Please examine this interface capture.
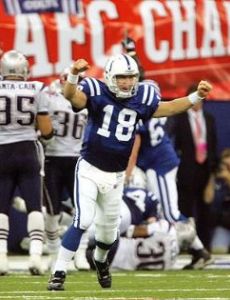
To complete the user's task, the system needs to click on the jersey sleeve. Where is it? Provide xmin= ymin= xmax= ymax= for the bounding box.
xmin=36 ymin=89 xmax=50 ymax=114
xmin=78 ymin=77 xmax=102 ymax=111
xmin=78 ymin=77 xmax=101 ymax=98
xmin=138 ymin=83 xmax=161 ymax=120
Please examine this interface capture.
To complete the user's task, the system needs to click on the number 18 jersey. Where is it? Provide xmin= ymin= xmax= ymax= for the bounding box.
xmin=78 ymin=78 xmax=160 ymax=172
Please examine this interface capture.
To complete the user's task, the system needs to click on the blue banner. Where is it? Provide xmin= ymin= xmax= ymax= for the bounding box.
xmin=3 ymin=0 xmax=83 ymax=15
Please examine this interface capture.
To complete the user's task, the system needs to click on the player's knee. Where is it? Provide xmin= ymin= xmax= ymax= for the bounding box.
xmin=95 ymin=224 xmax=118 ymax=245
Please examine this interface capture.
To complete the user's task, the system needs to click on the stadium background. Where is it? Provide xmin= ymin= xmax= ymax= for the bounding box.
xmin=1 ymin=0 xmax=230 ymax=251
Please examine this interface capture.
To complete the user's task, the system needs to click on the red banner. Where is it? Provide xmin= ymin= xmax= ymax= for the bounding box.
xmin=0 ymin=0 xmax=230 ymax=100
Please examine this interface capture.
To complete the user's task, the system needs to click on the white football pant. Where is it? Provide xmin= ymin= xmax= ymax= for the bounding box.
xmin=73 ymin=158 xmax=125 ymax=245
xmin=146 ymin=167 xmax=180 ymax=223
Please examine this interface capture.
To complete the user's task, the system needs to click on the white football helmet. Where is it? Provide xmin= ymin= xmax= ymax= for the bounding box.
xmin=0 ymin=50 xmax=29 ymax=80
xmin=104 ymin=54 xmax=139 ymax=98
xmin=127 ymin=166 xmax=147 ymax=189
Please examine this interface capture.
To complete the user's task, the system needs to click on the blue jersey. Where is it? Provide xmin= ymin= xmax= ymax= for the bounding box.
xmin=137 ymin=118 xmax=180 ymax=175
xmin=123 ymin=187 xmax=159 ymax=225
xmin=78 ymin=78 xmax=160 ymax=171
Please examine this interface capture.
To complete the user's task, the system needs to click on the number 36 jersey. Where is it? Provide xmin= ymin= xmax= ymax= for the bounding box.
xmin=78 ymin=78 xmax=160 ymax=172
xmin=44 ymin=91 xmax=88 ymax=157
xmin=0 ymin=80 xmax=49 ymax=144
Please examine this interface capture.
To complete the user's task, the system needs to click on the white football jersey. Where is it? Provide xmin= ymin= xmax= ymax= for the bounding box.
xmin=44 ymin=91 xmax=88 ymax=157
xmin=0 ymin=80 xmax=49 ymax=144
xmin=112 ymin=226 xmax=179 ymax=270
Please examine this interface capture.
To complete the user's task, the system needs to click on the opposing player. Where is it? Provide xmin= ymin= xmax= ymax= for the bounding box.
xmin=111 ymin=230 xmax=178 ymax=271
xmin=47 ymin=54 xmax=212 ymax=290
xmin=0 ymin=50 xmax=53 ymax=275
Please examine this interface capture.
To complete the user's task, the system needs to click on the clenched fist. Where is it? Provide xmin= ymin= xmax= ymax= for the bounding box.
xmin=197 ymin=80 xmax=212 ymax=99
xmin=71 ymin=59 xmax=90 ymax=75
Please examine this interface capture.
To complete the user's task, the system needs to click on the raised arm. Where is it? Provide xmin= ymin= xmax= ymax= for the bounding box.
xmin=153 ymin=80 xmax=212 ymax=118
xmin=64 ymin=59 xmax=90 ymax=110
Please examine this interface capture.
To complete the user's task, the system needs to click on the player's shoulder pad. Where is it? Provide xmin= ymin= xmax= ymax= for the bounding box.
xmin=79 ymin=77 xmax=102 ymax=97
xmin=137 ymin=82 xmax=160 ymax=107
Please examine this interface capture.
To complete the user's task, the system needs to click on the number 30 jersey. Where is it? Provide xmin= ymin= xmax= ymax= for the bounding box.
xmin=111 ymin=226 xmax=179 ymax=270
xmin=44 ymin=91 xmax=88 ymax=157
xmin=78 ymin=78 xmax=160 ymax=172
xmin=0 ymin=80 xmax=49 ymax=144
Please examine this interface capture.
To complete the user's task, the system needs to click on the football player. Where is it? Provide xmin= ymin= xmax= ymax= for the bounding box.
xmin=0 ymin=50 xmax=53 ymax=275
xmin=47 ymin=54 xmax=212 ymax=290
xmin=111 ymin=230 xmax=178 ymax=271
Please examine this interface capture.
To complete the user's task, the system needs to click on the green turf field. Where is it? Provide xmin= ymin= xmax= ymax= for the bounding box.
xmin=0 ymin=269 xmax=230 ymax=299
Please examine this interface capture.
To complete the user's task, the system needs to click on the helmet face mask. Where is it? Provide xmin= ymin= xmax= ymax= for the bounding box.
xmin=104 ymin=54 xmax=139 ymax=99
xmin=0 ymin=50 xmax=30 ymax=80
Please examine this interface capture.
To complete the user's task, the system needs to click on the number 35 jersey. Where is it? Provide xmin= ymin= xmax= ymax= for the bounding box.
xmin=78 ymin=78 xmax=160 ymax=172
xmin=0 ymin=80 xmax=49 ymax=144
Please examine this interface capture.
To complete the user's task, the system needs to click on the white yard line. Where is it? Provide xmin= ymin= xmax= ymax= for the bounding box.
xmin=0 ymin=297 xmax=230 ymax=300
xmin=1 ymin=288 xmax=230 ymax=293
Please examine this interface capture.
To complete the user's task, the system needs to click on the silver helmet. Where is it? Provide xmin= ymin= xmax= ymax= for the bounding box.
xmin=104 ymin=54 xmax=139 ymax=98
xmin=0 ymin=50 xmax=29 ymax=80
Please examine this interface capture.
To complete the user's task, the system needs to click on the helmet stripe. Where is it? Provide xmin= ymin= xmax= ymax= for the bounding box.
xmin=108 ymin=60 xmax=114 ymax=72
xmin=122 ymin=54 xmax=131 ymax=70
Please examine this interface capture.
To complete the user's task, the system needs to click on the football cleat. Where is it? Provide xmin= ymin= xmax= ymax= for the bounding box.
xmin=183 ymin=248 xmax=213 ymax=270
xmin=93 ymin=258 xmax=112 ymax=288
xmin=47 ymin=271 xmax=66 ymax=291
xmin=0 ymin=253 xmax=9 ymax=276
xmin=29 ymin=254 xmax=44 ymax=275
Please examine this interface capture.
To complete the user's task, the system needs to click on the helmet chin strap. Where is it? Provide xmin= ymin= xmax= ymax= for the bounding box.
xmin=115 ymin=88 xmax=134 ymax=99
